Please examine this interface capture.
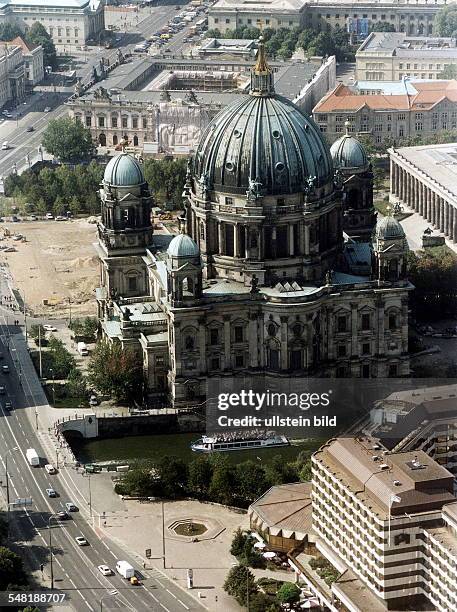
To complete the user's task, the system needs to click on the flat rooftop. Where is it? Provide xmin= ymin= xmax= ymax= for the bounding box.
xmin=391 ymin=143 xmax=457 ymax=202
xmin=357 ymin=32 xmax=456 ymax=54
xmin=314 ymin=437 xmax=455 ymax=518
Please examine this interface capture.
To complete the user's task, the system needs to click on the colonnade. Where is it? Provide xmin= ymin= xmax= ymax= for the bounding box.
xmin=391 ymin=161 xmax=457 ymax=242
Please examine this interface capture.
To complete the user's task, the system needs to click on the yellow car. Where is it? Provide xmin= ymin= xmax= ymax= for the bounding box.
xmin=160 ymin=34 xmax=170 ymax=40
xmin=130 ymin=576 xmax=139 ymax=586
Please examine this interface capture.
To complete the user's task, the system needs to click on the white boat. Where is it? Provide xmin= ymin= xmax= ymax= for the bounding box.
xmin=191 ymin=430 xmax=289 ymax=453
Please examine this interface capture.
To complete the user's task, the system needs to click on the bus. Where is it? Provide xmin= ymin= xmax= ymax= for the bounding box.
xmin=195 ymin=17 xmax=207 ymax=31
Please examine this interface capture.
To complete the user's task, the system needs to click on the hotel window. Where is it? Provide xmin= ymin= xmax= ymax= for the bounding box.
xmin=319 ymin=125 xmax=327 ymax=132
xmin=225 ymin=18 xmax=230 ymax=23
xmin=214 ymin=18 xmax=218 ymax=23
xmin=406 ymin=63 xmax=410 ymax=70
xmin=225 ymin=196 xmax=233 ymax=206
xmin=437 ymin=64 xmax=441 ymax=70
xmin=111 ymin=116 xmax=118 ymax=128
xmin=317 ymin=114 xmax=327 ymax=122
xmin=266 ymin=19 xmax=270 ymax=24
xmin=98 ymin=116 xmax=105 ymax=128
xmin=372 ymin=14 xmax=377 ymax=19
xmin=381 ymin=14 xmax=386 ymax=19
xmin=85 ymin=116 xmax=91 ymax=127
xmin=375 ymin=135 xmax=382 ymax=143
xmin=142 ymin=117 xmax=147 ymax=129
xmin=132 ymin=117 xmax=138 ymax=129
xmin=414 ymin=63 xmax=418 ymax=69
xmin=362 ymin=343 xmax=370 ymax=355
xmin=398 ymin=113 xmax=406 ymax=120
xmin=122 ymin=116 xmax=128 ymax=128
xmin=399 ymin=63 xmax=403 ymax=69
xmin=415 ymin=121 xmax=423 ymax=131
xmin=387 ymin=124 xmax=392 ymax=132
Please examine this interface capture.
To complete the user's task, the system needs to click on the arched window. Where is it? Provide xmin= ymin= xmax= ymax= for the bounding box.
xmin=98 ymin=133 xmax=106 ymax=147
xmin=112 ymin=135 xmax=118 ymax=146
xmin=133 ymin=135 xmax=139 ymax=147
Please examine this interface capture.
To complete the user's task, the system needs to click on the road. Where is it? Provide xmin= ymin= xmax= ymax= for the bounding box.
xmin=0 ymin=300 xmax=204 ymax=610
xmin=0 ymin=3 xmax=198 ymax=178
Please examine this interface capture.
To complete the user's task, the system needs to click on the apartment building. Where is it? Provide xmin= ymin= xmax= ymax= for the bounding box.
xmin=312 ymin=80 xmax=457 ymax=145
xmin=356 ymin=32 xmax=457 ymax=81
xmin=312 ymin=436 xmax=457 ymax=610
xmin=0 ymin=0 xmax=105 ymax=52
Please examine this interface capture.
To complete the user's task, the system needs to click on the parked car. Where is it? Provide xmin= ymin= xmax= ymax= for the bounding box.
xmin=46 ymin=213 xmax=54 ymax=220
xmin=43 ymin=324 xmax=57 ymax=332
xmin=46 ymin=488 xmax=57 ymax=497
xmin=30 ymin=215 xmax=38 ymax=221
xmin=75 ymin=536 xmax=88 ymax=546
xmin=55 ymin=216 xmax=66 ymax=221
xmin=2 ymin=365 xmax=9 ymax=373
xmin=89 ymin=395 xmax=99 ymax=406
xmin=98 ymin=565 xmax=113 ymax=576
xmin=44 ymin=107 xmax=51 ymax=113
xmin=4 ymin=401 xmax=12 ymax=411
xmin=0 ymin=386 xmax=5 ymax=394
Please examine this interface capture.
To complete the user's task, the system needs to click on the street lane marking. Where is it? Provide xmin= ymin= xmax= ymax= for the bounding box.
xmin=177 ymin=600 xmax=190 ymax=610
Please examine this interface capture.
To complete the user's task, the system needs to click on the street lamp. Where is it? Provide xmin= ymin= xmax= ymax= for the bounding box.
xmin=37 ymin=145 xmax=43 ymax=162
xmin=49 ymin=368 xmax=56 ymax=405
xmin=48 ymin=515 xmax=58 ymax=589
xmin=100 ymin=590 xmax=118 ymax=612
xmin=3 ymin=447 xmax=19 ymax=537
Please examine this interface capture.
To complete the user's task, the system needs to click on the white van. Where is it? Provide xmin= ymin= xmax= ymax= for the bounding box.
xmin=1 ymin=142 xmax=9 ymax=150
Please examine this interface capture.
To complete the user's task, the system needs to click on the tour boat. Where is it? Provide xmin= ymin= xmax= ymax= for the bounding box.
xmin=190 ymin=430 xmax=290 ymax=453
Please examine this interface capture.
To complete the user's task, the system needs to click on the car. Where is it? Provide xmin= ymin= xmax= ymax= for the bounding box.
xmin=1 ymin=141 xmax=9 ymax=150
xmin=43 ymin=324 xmax=57 ymax=332
xmin=26 ymin=126 xmax=34 ymax=132
xmin=45 ymin=464 xmax=57 ymax=474
xmin=65 ymin=502 xmax=78 ymax=512
xmin=89 ymin=395 xmax=99 ymax=406
xmin=2 ymin=365 xmax=9 ymax=374
xmin=55 ymin=216 xmax=66 ymax=221
xmin=45 ymin=212 xmax=54 ymax=220
xmin=46 ymin=488 xmax=57 ymax=497
xmin=56 ymin=510 xmax=69 ymax=520
xmin=130 ymin=576 xmax=139 ymax=586
xmin=44 ymin=107 xmax=51 ymax=113
xmin=30 ymin=215 xmax=38 ymax=221
xmin=0 ymin=386 xmax=4 ymax=394
xmin=4 ymin=401 xmax=11 ymax=411
xmin=98 ymin=565 xmax=113 ymax=576
xmin=75 ymin=536 xmax=88 ymax=546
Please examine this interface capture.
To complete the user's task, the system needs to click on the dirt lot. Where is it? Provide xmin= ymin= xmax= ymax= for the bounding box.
xmin=1 ymin=218 xmax=99 ymax=318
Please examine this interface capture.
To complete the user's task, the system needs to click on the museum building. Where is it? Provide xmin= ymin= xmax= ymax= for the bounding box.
xmin=94 ymin=43 xmax=411 ymax=406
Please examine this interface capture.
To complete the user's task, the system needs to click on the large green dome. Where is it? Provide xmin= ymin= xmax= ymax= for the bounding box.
xmin=192 ymin=43 xmax=333 ymax=196
xmin=104 ymin=154 xmax=144 ymax=187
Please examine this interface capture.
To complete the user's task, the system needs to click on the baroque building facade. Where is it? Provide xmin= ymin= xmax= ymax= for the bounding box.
xmin=95 ymin=43 xmax=411 ymax=407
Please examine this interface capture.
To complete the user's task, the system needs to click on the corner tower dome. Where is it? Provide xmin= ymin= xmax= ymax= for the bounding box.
xmin=192 ymin=39 xmax=333 ymax=196
xmin=103 ymin=153 xmax=144 ymax=187
xmin=376 ymin=215 xmax=406 ymax=239
xmin=167 ymin=234 xmax=200 ymax=258
xmin=330 ymin=122 xmax=369 ymax=171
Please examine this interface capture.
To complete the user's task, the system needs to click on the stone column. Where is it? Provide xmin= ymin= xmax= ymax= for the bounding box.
xmin=299 ymin=222 xmax=305 ymax=256
xmin=453 ymin=205 xmax=457 ymax=242
xmin=327 ymin=308 xmax=335 ymax=361
xmin=432 ymin=193 xmax=437 ymax=227
xmin=376 ymin=298 xmax=385 ymax=357
xmin=419 ymin=182 xmax=424 ymax=216
xmin=304 ymin=223 xmax=310 ymax=255
xmin=439 ymin=197 xmax=445 ymax=232
xmin=350 ymin=302 xmax=358 ymax=358
xmin=271 ymin=227 xmax=277 ymax=259
xmin=426 ymin=188 xmax=431 ymax=222
xmin=280 ymin=316 xmax=288 ymax=370
xmin=248 ymin=313 xmax=258 ymax=368
xmin=198 ymin=320 xmax=206 ymax=374
xmin=445 ymin=201 xmax=450 ymax=236
xmin=289 ymin=224 xmax=294 ymax=256
xmin=223 ymin=315 xmax=231 ymax=370
xmin=218 ymin=221 xmax=224 ymax=255
xmin=233 ymin=223 xmax=239 ymax=258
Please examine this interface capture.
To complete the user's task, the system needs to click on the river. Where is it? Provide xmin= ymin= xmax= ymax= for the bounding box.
xmin=70 ymin=432 xmax=326 ymax=466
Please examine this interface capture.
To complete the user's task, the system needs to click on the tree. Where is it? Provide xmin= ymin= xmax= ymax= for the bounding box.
xmin=223 ymin=565 xmax=257 ymax=606
xmin=47 ymin=336 xmax=76 ymax=378
xmin=434 ymin=5 xmax=457 ymax=37
xmin=30 ymin=324 xmax=46 ymax=341
xmin=438 ymin=64 xmax=457 ymax=79
xmin=0 ymin=23 xmax=23 ymax=41
xmin=87 ymin=340 xmax=143 ymax=402
xmin=116 ymin=461 xmax=154 ymax=496
xmin=0 ymin=546 xmax=28 ymax=590
xmin=249 ymin=593 xmax=280 ymax=612
xmin=235 ymin=460 xmax=269 ymax=502
xmin=230 ymin=528 xmax=249 ymax=558
xmin=66 ymin=368 xmax=87 ymax=398
xmin=143 ymin=158 xmax=188 ymax=209
xmin=42 ymin=117 xmax=94 ymax=163
xmin=276 ymin=582 xmax=301 ymax=605
xmin=370 ymin=22 xmax=396 ymax=32
xmin=188 ymin=455 xmax=213 ymax=496
xmin=208 ymin=457 xmax=236 ymax=505
xmin=299 ymin=458 xmax=312 ymax=481
xmin=26 ymin=22 xmax=57 ymax=68
xmin=154 ymin=456 xmax=188 ymax=498
xmin=407 ymin=248 xmax=457 ymax=320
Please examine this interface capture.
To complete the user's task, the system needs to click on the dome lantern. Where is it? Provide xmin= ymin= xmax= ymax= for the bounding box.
xmin=250 ymin=37 xmax=274 ymax=97
xmin=103 ymin=153 xmax=144 ymax=187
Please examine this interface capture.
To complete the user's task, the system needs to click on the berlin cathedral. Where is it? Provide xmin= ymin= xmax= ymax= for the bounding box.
xmin=95 ymin=41 xmax=411 ymax=406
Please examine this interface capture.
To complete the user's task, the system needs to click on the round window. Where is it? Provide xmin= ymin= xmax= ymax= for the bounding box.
xmin=272 ymin=129 xmax=281 ymax=139
xmin=225 ymin=161 xmax=234 ymax=171
xmin=275 ymin=162 xmax=285 ymax=172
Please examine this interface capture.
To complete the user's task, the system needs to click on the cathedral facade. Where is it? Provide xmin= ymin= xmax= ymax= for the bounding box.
xmin=95 ymin=43 xmax=411 ymax=407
